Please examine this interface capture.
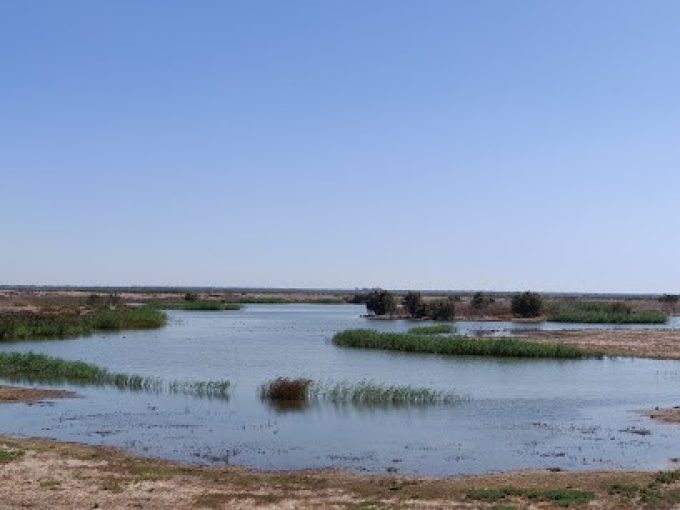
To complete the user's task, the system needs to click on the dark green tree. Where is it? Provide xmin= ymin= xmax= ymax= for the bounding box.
xmin=511 ymin=291 xmax=543 ymax=318
xmin=365 ymin=290 xmax=397 ymax=316
xmin=403 ymin=291 xmax=423 ymax=317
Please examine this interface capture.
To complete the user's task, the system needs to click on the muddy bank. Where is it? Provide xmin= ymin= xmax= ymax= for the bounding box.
xmin=643 ymin=406 xmax=680 ymax=425
xmin=521 ymin=329 xmax=680 ymax=359
xmin=0 ymin=386 xmax=75 ymax=404
xmin=1 ymin=435 xmax=680 ymax=509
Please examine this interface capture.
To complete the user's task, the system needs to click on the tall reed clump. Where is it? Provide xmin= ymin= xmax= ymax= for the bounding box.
xmin=546 ymin=301 xmax=667 ymax=324
xmin=408 ymin=324 xmax=454 ymax=335
xmin=259 ymin=377 xmax=312 ymax=401
xmin=333 ymin=329 xmax=592 ymax=359
xmin=0 ymin=307 xmax=167 ymax=341
xmin=0 ymin=352 xmax=230 ymax=400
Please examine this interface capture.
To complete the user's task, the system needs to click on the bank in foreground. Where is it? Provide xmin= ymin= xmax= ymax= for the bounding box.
xmin=1 ymin=435 xmax=680 ymax=509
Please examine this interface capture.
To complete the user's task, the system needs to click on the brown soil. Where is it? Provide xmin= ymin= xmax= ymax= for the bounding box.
xmin=521 ymin=329 xmax=680 ymax=359
xmin=0 ymin=386 xmax=76 ymax=404
xmin=643 ymin=406 xmax=680 ymax=424
xmin=2 ymin=435 xmax=679 ymax=509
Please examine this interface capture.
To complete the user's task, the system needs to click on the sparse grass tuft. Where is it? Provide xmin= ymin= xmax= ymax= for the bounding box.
xmin=333 ymin=329 xmax=592 ymax=359
xmin=0 ymin=351 xmax=230 ymax=400
xmin=407 ymin=324 xmax=454 ymax=335
xmin=0 ymin=449 xmax=24 ymax=463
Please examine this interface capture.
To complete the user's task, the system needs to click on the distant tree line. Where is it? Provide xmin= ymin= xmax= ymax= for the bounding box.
xmin=352 ymin=290 xmax=455 ymax=320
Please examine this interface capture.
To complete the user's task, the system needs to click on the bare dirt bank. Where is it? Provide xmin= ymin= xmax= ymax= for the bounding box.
xmin=0 ymin=386 xmax=75 ymax=404
xmin=520 ymin=329 xmax=680 ymax=359
xmin=1 ymin=435 xmax=680 ymax=509
xmin=643 ymin=406 xmax=680 ymax=425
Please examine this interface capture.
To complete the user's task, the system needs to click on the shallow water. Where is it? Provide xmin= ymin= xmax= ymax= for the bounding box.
xmin=1 ymin=304 xmax=680 ymax=476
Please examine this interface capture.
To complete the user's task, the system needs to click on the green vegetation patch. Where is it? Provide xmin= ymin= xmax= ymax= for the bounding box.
xmin=546 ymin=301 xmax=667 ymax=324
xmin=467 ymin=487 xmax=593 ymax=507
xmin=153 ymin=301 xmax=241 ymax=311
xmin=333 ymin=329 xmax=592 ymax=359
xmin=407 ymin=324 xmax=454 ymax=335
xmin=0 ymin=351 xmax=230 ymax=400
xmin=0 ymin=307 xmax=167 ymax=341
xmin=0 ymin=449 xmax=24 ymax=463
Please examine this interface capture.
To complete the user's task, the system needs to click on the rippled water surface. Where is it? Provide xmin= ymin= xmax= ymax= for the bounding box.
xmin=2 ymin=304 xmax=680 ymax=475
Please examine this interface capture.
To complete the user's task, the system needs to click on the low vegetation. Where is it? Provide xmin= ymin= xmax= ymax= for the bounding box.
xmin=467 ymin=486 xmax=594 ymax=506
xmin=407 ymin=324 xmax=454 ymax=335
xmin=151 ymin=301 xmax=241 ymax=311
xmin=0 ymin=352 xmax=230 ymax=400
xmin=0 ymin=307 xmax=167 ymax=341
xmin=547 ymin=301 xmax=668 ymax=324
xmin=259 ymin=377 xmax=464 ymax=407
xmin=333 ymin=329 xmax=592 ymax=359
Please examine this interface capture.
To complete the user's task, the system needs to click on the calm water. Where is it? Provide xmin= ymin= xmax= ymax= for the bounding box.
xmin=1 ymin=304 xmax=680 ymax=476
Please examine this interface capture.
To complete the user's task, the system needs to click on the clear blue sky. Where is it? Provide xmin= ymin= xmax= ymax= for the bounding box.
xmin=2 ymin=1 xmax=679 ymax=292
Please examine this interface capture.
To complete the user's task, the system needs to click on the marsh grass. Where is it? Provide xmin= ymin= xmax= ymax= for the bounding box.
xmin=259 ymin=377 xmax=465 ymax=407
xmin=0 ymin=307 xmax=167 ymax=341
xmin=0 ymin=352 xmax=230 ymax=400
xmin=153 ymin=301 xmax=241 ymax=311
xmin=408 ymin=324 xmax=454 ymax=335
xmin=546 ymin=301 xmax=667 ymax=324
xmin=333 ymin=329 xmax=592 ymax=359
xmin=310 ymin=381 xmax=465 ymax=406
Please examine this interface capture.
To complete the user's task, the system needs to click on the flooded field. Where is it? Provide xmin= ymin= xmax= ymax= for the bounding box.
xmin=1 ymin=304 xmax=680 ymax=476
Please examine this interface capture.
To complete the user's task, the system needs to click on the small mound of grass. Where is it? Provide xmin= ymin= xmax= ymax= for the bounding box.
xmin=333 ymin=330 xmax=592 ymax=359
xmin=0 ymin=307 xmax=167 ymax=341
xmin=0 ymin=352 xmax=230 ymax=400
xmin=407 ymin=324 xmax=454 ymax=335
xmin=260 ymin=377 xmax=311 ymax=402
xmin=0 ymin=449 xmax=24 ymax=463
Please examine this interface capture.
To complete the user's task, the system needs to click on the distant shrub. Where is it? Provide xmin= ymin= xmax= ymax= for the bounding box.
xmin=511 ymin=292 xmax=543 ymax=318
xmin=403 ymin=291 xmax=424 ymax=317
xmin=184 ymin=292 xmax=198 ymax=302
xmin=365 ymin=290 xmax=397 ymax=316
xmin=260 ymin=377 xmax=311 ymax=401
xmin=426 ymin=298 xmax=456 ymax=321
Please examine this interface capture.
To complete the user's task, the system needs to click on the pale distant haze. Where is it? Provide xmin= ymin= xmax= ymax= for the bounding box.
xmin=1 ymin=1 xmax=679 ymax=293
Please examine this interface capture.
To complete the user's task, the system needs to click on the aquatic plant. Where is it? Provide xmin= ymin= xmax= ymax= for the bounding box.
xmin=310 ymin=381 xmax=465 ymax=406
xmin=0 ymin=352 xmax=230 ymax=400
xmin=259 ymin=377 xmax=312 ymax=401
xmin=0 ymin=307 xmax=167 ymax=341
xmin=332 ymin=329 xmax=592 ymax=359
xmin=408 ymin=324 xmax=454 ymax=335
xmin=546 ymin=301 xmax=667 ymax=324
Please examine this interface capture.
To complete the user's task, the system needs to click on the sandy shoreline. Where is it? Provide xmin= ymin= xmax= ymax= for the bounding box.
xmin=2 ymin=434 xmax=680 ymax=509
